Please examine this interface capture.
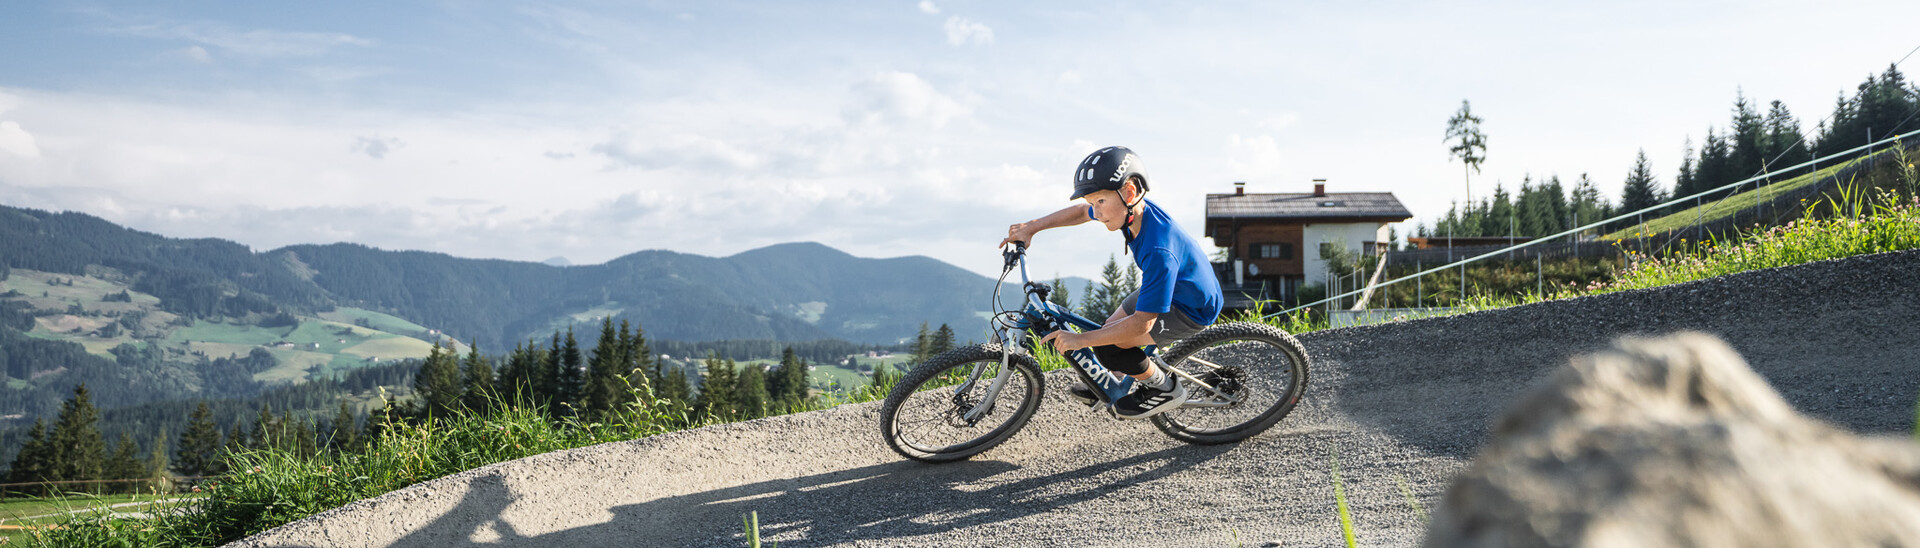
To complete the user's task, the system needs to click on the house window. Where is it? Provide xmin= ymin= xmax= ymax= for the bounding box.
xmin=1253 ymin=243 xmax=1291 ymax=260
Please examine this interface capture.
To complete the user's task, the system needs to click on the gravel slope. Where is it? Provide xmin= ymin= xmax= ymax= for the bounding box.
xmin=230 ymin=249 xmax=1920 ymax=548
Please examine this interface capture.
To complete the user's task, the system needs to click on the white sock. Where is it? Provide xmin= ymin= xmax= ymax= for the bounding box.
xmin=1141 ymin=367 xmax=1174 ymax=391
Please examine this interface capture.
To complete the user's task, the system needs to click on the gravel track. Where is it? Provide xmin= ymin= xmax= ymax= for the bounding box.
xmin=230 ymin=250 xmax=1920 ymax=548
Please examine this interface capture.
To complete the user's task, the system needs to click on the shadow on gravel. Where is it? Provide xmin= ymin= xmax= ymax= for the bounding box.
xmin=381 ymin=444 xmax=1233 ymax=546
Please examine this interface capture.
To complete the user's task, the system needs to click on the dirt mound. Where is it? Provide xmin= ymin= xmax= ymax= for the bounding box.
xmin=229 ymin=250 xmax=1920 ymax=547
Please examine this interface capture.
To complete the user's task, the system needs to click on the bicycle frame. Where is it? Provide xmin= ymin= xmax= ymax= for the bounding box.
xmin=976 ymin=245 xmax=1137 ymax=416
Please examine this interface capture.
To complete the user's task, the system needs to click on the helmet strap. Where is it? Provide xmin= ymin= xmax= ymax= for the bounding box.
xmin=1120 ymin=193 xmax=1144 ymax=252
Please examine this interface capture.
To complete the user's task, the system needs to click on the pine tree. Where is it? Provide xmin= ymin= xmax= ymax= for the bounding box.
xmin=768 ymin=347 xmax=809 ymax=408
xmin=1080 ymin=255 xmax=1132 ymax=320
xmin=538 ymin=333 xmax=562 ymax=409
xmin=249 ymin=404 xmax=277 ymax=450
xmin=224 ymin=422 xmax=248 ymax=455
xmin=910 ymin=322 xmax=933 ymax=365
xmin=7 ymin=419 xmax=53 ymax=484
xmin=495 ymin=340 xmax=542 ymax=407
xmin=1729 ymin=90 xmax=1769 ymax=182
xmin=931 ymin=325 xmax=956 ymax=357
xmin=660 ymin=366 xmax=693 ymax=413
xmin=294 ymin=418 xmax=318 ymax=459
xmin=177 ymin=401 xmax=224 ymax=476
xmin=1482 ymin=184 xmax=1514 ymax=238
xmin=459 ymin=341 xmax=495 ymax=413
xmin=1048 ymin=276 xmax=1071 ymax=310
xmin=585 ymin=318 xmax=624 ymax=418
xmin=145 ymin=429 xmax=170 ymax=490
xmin=328 ymin=401 xmax=358 ymax=452
xmin=736 ymin=362 xmax=769 ymax=419
xmin=556 ymin=329 xmax=585 ymax=415
xmin=107 ymin=432 xmax=143 ymax=482
xmin=695 ymin=353 xmax=738 ymax=422
xmin=1619 ymin=149 xmax=1664 ymax=215
xmin=50 ymin=384 xmax=108 ymax=484
xmin=624 ymin=320 xmax=653 ymax=392
xmin=1445 ymin=99 xmax=1489 ymax=200
xmin=1763 ymin=100 xmax=1809 ymax=171
xmin=413 ymin=342 xmax=462 ymax=416
xmin=1675 ymin=137 xmax=1698 ymax=199
xmin=1697 ymin=129 xmax=1733 ymax=197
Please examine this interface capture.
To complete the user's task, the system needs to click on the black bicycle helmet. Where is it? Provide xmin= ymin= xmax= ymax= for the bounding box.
xmin=1069 ymin=146 xmax=1149 ymax=200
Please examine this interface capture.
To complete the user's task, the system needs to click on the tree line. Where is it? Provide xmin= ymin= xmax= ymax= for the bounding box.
xmin=1428 ymin=65 xmax=1919 ymax=240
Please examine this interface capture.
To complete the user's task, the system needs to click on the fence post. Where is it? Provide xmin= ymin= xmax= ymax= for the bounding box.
xmin=1416 ymin=260 xmax=1423 ymax=308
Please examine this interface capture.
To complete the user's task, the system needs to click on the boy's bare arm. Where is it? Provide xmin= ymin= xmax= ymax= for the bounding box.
xmin=1000 ymin=204 xmax=1092 ymax=247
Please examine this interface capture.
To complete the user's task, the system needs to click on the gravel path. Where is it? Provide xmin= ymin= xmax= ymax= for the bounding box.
xmin=230 ymin=250 xmax=1920 ymax=548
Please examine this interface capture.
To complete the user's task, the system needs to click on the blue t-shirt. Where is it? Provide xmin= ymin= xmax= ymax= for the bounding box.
xmin=1088 ymin=199 xmax=1223 ymax=325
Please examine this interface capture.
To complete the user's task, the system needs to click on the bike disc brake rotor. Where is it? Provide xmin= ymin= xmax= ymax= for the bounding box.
xmin=945 ymin=392 xmax=990 ymax=427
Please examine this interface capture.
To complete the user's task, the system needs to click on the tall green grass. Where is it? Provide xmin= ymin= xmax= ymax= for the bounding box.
xmin=20 ymin=381 xmax=689 ymax=547
xmin=1596 ymin=188 xmax=1920 ymax=293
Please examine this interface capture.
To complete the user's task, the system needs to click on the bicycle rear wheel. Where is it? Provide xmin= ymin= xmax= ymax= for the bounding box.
xmin=879 ymin=343 xmax=1044 ymax=463
xmin=1150 ymin=322 xmax=1310 ymax=445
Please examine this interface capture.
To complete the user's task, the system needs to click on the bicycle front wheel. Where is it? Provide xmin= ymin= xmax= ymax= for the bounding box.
xmin=1150 ymin=322 xmax=1310 ymax=445
xmin=879 ymin=344 xmax=1044 ymax=463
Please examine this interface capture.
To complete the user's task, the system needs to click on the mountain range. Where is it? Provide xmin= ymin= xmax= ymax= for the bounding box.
xmin=0 ymin=203 xmax=1088 ymax=348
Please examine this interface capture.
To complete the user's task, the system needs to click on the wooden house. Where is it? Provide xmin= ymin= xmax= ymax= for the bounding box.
xmin=1204 ymin=181 xmax=1413 ymax=307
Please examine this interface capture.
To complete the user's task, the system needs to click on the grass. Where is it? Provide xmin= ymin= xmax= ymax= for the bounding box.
xmin=1331 ymin=448 xmax=1356 ymax=548
xmin=1598 ymin=141 xmax=1915 ymax=241
xmin=1600 ymin=159 xmax=1853 ymax=240
xmin=316 ymin=307 xmax=432 ymax=337
xmin=18 ymin=380 xmax=690 ymax=547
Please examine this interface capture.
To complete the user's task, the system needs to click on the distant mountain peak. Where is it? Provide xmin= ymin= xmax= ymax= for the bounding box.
xmin=542 ymin=256 xmax=572 ymax=267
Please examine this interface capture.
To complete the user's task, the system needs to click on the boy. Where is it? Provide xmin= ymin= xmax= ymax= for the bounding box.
xmin=998 ymin=146 xmax=1224 ymax=419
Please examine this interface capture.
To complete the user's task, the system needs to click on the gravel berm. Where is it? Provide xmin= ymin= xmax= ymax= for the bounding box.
xmin=229 ymin=249 xmax=1920 ymax=548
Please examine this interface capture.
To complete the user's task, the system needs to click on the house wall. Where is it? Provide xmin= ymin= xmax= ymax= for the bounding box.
xmin=1302 ymin=222 xmax=1390 ymax=286
xmin=1218 ymin=223 xmax=1305 ymax=280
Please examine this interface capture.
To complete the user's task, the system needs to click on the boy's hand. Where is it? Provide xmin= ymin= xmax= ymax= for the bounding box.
xmin=999 ymin=221 xmax=1037 ymax=248
xmin=1039 ymin=330 xmax=1087 ymax=352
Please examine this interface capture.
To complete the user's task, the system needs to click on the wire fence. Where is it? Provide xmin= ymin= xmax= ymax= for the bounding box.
xmin=1265 ymin=127 xmax=1920 ymax=320
xmin=0 ymin=476 xmax=216 ymax=500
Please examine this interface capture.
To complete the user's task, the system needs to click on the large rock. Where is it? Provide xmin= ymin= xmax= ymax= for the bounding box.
xmin=1425 ymin=332 xmax=1920 ymax=547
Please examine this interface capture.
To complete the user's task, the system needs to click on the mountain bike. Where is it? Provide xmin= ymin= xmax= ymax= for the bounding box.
xmin=878 ymin=242 xmax=1310 ymax=463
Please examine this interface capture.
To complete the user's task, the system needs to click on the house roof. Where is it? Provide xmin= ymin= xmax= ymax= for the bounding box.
xmin=1206 ymin=192 xmax=1413 ymax=221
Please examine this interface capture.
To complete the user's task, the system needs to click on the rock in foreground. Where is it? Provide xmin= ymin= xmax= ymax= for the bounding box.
xmin=1425 ymin=332 xmax=1920 ymax=547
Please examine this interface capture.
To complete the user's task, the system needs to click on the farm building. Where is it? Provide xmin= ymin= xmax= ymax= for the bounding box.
xmin=1204 ymin=180 xmax=1412 ymax=308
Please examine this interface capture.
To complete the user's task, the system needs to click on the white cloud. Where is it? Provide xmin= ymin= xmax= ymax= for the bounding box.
xmin=843 ymin=71 xmax=969 ymax=130
xmin=111 ymin=19 xmax=370 ymax=58
xmin=1057 ymin=70 xmax=1082 ymax=85
xmin=944 ymin=16 xmax=993 ymax=46
xmin=173 ymin=45 xmax=213 ymax=64
xmin=1257 ymin=113 xmax=1299 ymax=131
xmin=591 ymin=132 xmax=764 ymax=171
xmin=1225 ymin=134 xmax=1284 ymax=182
xmin=918 ymin=1 xmax=940 ymax=15
xmin=0 ymin=121 xmax=38 ymax=158
xmin=352 ymin=136 xmax=404 ymax=159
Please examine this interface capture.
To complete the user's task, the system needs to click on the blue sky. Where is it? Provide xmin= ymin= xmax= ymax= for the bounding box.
xmin=2 ymin=1 xmax=1917 ymax=279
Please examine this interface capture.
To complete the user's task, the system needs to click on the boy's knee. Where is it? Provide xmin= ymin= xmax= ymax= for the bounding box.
xmin=1092 ymin=345 xmax=1150 ymax=376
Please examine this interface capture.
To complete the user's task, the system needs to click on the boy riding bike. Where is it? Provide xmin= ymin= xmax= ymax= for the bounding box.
xmin=998 ymin=146 xmax=1224 ymax=419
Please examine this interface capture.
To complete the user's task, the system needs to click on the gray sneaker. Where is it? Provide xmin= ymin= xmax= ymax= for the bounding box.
xmin=1114 ymin=376 xmax=1186 ymax=420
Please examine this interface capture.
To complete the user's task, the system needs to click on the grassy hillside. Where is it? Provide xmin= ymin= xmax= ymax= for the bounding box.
xmin=1 ymin=270 xmax=444 ymax=386
xmin=1602 ymin=142 xmax=1917 ymax=240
